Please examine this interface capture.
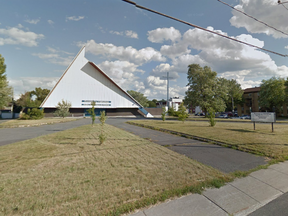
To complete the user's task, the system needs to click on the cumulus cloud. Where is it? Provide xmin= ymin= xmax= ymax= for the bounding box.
xmin=0 ymin=26 xmax=44 ymax=46
xmin=230 ymin=0 xmax=288 ymax=38
xmin=80 ymin=40 xmax=166 ymax=65
xmin=125 ymin=30 xmax=138 ymax=39
xmin=66 ymin=16 xmax=84 ymax=21
xmin=144 ymin=76 xmax=187 ymax=99
xmin=97 ymin=60 xmax=145 ymax=92
xmin=8 ymin=77 xmax=59 ymax=99
xmin=148 ymin=27 xmax=181 ymax=43
xmin=32 ymin=47 xmax=74 ymax=66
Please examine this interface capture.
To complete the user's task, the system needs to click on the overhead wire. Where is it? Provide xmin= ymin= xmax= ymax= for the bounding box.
xmin=122 ymin=0 xmax=288 ymax=57
xmin=218 ymin=0 xmax=288 ymax=37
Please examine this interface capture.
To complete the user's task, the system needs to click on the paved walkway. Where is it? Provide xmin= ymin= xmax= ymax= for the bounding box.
xmin=106 ymin=118 xmax=266 ymax=173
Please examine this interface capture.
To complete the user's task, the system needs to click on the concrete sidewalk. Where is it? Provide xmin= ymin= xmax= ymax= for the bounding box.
xmin=129 ymin=161 xmax=288 ymax=216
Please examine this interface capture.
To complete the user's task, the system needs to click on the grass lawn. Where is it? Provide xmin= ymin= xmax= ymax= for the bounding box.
xmin=129 ymin=120 xmax=288 ymax=160
xmin=0 ymin=124 xmax=230 ymax=216
xmin=0 ymin=118 xmax=77 ymax=128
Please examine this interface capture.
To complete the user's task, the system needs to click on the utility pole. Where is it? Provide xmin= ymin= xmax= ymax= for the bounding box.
xmin=162 ymin=72 xmax=173 ymax=109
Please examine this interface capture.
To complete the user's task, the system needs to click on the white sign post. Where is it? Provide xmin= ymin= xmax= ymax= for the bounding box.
xmin=251 ymin=112 xmax=276 ymax=132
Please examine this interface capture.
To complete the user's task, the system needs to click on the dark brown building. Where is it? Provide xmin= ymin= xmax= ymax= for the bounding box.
xmin=237 ymin=87 xmax=287 ymax=116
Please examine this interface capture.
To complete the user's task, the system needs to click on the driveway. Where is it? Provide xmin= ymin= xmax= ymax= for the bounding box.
xmin=106 ymin=117 xmax=267 ymax=173
xmin=0 ymin=118 xmax=91 ymax=146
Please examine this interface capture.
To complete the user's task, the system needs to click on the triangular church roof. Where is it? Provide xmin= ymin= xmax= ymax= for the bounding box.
xmin=41 ymin=47 xmax=143 ymax=109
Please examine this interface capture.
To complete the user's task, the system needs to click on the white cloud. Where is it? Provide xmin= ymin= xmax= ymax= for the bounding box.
xmin=230 ymin=0 xmax=288 ymax=38
xmin=0 ymin=26 xmax=44 ymax=47
xmin=81 ymin=40 xmax=166 ymax=65
xmin=109 ymin=30 xmax=138 ymax=39
xmin=148 ymin=27 xmax=181 ymax=43
xmin=109 ymin=30 xmax=123 ymax=36
xmin=125 ymin=30 xmax=138 ymax=39
xmin=48 ymin=20 xmax=54 ymax=25
xmin=143 ymin=76 xmax=187 ymax=99
xmin=32 ymin=47 xmax=74 ymax=66
xmin=97 ymin=60 xmax=145 ymax=92
xmin=25 ymin=18 xmax=40 ymax=24
xmin=8 ymin=77 xmax=59 ymax=99
xmin=66 ymin=16 xmax=84 ymax=21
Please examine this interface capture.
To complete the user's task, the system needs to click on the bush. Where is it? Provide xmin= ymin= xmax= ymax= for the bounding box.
xmin=161 ymin=107 xmax=167 ymax=121
xmin=20 ymin=108 xmax=44 ymax=120
xmin=177 ymin=103 xmax=189 ymax=123
xmin=99 ymin=133 xmax=106 ymax=145
xmin=87 ymin=101 xmax=96 ymax=125
xmin=168 ymin=106 xmax=180 ymax=117
xmin=99 ymin=110 xmax=106 ymax=126
xmin=54 ymin=100 xmax=71 ymax=118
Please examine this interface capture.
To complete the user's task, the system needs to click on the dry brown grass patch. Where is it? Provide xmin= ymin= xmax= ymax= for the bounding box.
xmin=0 ymin=124 xmax=227 ymax=216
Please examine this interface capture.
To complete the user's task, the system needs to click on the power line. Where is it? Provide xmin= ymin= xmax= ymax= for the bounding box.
xmin=122 ymin=0 xmax=288 ymax=57
xmin=218 ymin=0 xmax=288 ymax=37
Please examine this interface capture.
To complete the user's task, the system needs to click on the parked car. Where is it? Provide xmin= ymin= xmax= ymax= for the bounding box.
xmin=218 ymin=114 xmax=228 ymax=118
xmin=240 ymin=115 xmax=251 ymax=119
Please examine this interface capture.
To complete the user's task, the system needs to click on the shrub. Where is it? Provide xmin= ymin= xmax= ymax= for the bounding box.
xmin=87 ymin=101 xmax=96 ymax=126
xmin=99 ymin=110 xmax=106 ymax=126
xmin=98 ymin=133 xmax=106 ymax=145
xmin=20 ymin=108 xmax=44 ymax=120
xmin=54 ymin=100 xmax=71 ymax=118
xmin=161 ymin=107 xmax=167 ymax=121
xmin=177 ymin=103 xmax=189 ymax=123
xmin=208 ymin=107 xmax=216 ymax=127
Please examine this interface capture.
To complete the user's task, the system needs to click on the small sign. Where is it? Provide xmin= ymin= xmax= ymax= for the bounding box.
xmin=81 ymin=100 xmax=111 ymax=106
xmin=251 ymin=112 xmax=276 ymax=123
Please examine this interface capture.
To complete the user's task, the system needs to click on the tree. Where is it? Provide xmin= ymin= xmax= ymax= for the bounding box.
xmin=184 ymin=64 xmax=227 ymax=116
xmin=127 ymin=90 xmax=149 ymax=107
xmin=219 ymin=78 xmax=243 ymax=112
xmin=259 ymin=77 xmax=285 ymax=113
xmin=87 ymin=101 xmax=96 ymax=126
xmin=98 ymin=110 xmax=106 ymax=144
xmin=99 ymin=110 xmax=106 ymax=126
xmin=177 ymin=103 xmax=189 ymax=123
xmin=31 ymin=87 xmax=50 ymax=105
xmin=147 ymin=100 xmax=157 ymax=107
xmin=54 ymin=99 xmax=71 ymax=118
xmin=16 ymin=87 xmax=50 ymax=108
xmin=207 ymin=107 xmax=216 ymax=127
xmin=161 ymin=107 xmax=167 ymax=121
xmin=0 ymin=54 xmax=13 ymax=109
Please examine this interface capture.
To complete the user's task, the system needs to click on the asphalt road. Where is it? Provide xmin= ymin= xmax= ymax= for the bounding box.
xmin=248 ymin=192 xmax=288 ymax=216
xmin=0 ymin=118 xmax=91 ymax=146
xmin=106 ymin=117 xmax=267 ymax=173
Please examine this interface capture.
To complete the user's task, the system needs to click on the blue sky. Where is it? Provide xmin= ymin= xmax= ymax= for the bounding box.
xmin=1 ymin=0 xmax=288 ymax=100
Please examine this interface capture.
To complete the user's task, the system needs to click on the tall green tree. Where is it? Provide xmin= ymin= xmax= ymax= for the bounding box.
xmin=0 ymin=54 xmax=13 ymax=109
xmin=127 ymin=90 xmax=149 ymax=107
xmin=259 ymin=77 xmax=285 ymax=113
xmin=184 ymin=64 xmax=227 ymax=116
xmin=219 ymin=78 xmax=243 ymax=112
xmin=31 ymin=87 xmax=50 ymax=105
xmin=16 ymin=87 xmax=50 ymax=107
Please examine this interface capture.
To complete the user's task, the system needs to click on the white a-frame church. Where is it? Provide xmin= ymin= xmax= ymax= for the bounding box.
xmin=41 ymin=47 xmax=153 ymax=117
